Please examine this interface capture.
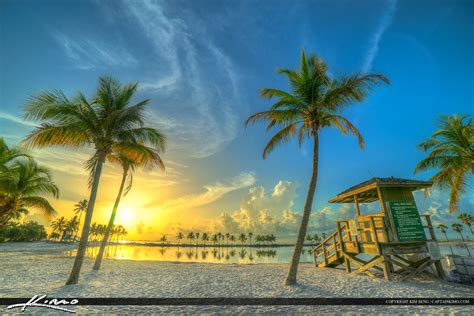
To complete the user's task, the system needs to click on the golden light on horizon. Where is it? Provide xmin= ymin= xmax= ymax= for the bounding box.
xmin=115 ymin=206 xmax=137 ymax=227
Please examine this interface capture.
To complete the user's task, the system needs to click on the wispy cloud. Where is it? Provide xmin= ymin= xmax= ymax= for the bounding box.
xmin=52 ymin=31 xmax=137 ymax=70
xmin=361 ymin=0 xmax=397 ymax=73
xmin=0 ymin=111 xmax=36 ymax=127
xmin=160 ymin=172 xmax=256 ymax=211
xmin=121 ymin=0 xmax=243 ymax=158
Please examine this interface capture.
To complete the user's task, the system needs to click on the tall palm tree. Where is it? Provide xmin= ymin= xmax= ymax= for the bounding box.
xmin=225 ymin=233 xmax=230 ymax=246
xmin=65 ymin=216 xmax=80 ymax=242
xmin=452 ymin=223 xmax=471 ymax=256
xmin=0 ymin=159 xmax=58 ymax=227
xmin=415 ymin=115 xmax=473 ymax=213
xmin=212 ymin=234 xmax=218 ymax=246
xmin=23 ymin=76 xmax=166 ymax=285
xmin=72 ymin=199 xmax=88 ymax=241
xmin=437 ymin=224 xmax=453 ymax=255
xmin=93 ymin=150 xmax=164 ymax=271
xmin=230 ymin=235 xmax=236 ymax=245
xmin=458 ymin=213 xmax=473 ymax=235
xmin=248 ymin=232 xmax=253 ymax=246
xmin=0 ymin=137 xmax=29 ymax=172
xmin=176 ymin=232 xmax=184 ymax=245
xmin=245 ymin=49 xmax=389 ymax=285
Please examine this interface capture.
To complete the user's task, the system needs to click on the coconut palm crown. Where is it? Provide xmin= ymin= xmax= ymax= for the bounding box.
xmin=415 ymin=114 xmax=473 ymax=213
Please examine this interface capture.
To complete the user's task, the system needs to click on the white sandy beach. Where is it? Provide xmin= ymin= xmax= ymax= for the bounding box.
xmin=1 ymin=242 xmax=473 ymax=314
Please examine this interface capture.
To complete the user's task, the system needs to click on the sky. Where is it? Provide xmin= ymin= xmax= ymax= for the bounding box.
xmin=0 ymin=0 xmax=473 ymax=241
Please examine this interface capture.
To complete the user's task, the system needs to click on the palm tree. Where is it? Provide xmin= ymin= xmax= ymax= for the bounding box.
xmin=212 ymin=234 xmax=218 ymax=246
xmin=238 ymin=233 xmax=247 ymax=245
xmin=51 ymin=216 xmax=67 ymax=241
xmin=24 ymin=76 xmax=166 ymax=284
xmin=437 ymin=223 xmax=454 ymax=255
xmin=415 ymin=115 xmax=473 ymax=213
xmin=225 ymin=233 xmax=230 ymax=246
xmin=245 ymin=49 xmax=388 ymax=285
xmin=0 ymin=159 xmax=58 ymax=227
xmin=93 ymin=151 xmax=164 ymax=271
xmin=201 ymin=232 xmax=209 ymax=246
xmin=176 ymin=232 xmax=184 ymax=245
xmin=458 ymin=213 xmax=473 ymax=235
xmin=437 ymin=224 xmax=449 ymax=241
xmin=49 ymin=231 xmax=61 ymax=241
xmin=452 ymin=223 xmax=471 ymax=256
xmin=306 ymin=234 xmax=313 ymax=245
xmin=0 ymin=138 xmax=29 ymax=172
xmin=160 ymin=235 xmax=167 ymax=244
xmin=65 ymin=216 xmax=80 ymax=242
xmin=195 ymin=232 xmax=200 ymax=246
xmin=217 ymin=232 xmax=223 ymax=246
xmin=248 ymin=232 xmax=253 ymax=246
xmin=187 ymin=232 xmax=195 ymax=245
xmin=72 ymin=199 xmax=88 ymax=241
xmin=230 ymin=235 xmax=236 ymax=245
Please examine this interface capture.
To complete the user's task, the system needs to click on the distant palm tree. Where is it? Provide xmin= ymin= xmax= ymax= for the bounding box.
xmin=458 ymin=213 xmax=473 ymax=235
xmin=452 ymin=223 xmax=471 ymax=256
xmin=306 ymin=234 xmax=313 ymax=245
xmin=65 ymin=216 xmax=80 ymax=242
xmin=176 ymin=232 xmax=184 ymax=245
xmin=230 ymin=235 xmax=236 ymax=245
xmin=248 ymin=232 xmax=253 ymax=246
xmin=0 ymin=159 xmax=58 ymax=227
xmin=160 ymin=235 xmax=167 ymax=244
xmin=321 ymin=232 xmax=327 ymax=240
xmin=187 ymin=232 xmax=195 ymax=245
xmin=238 ymin=233 xmax=247 ymax=245
xmin=73 ymin=199 xmax=88 ymax=241
xmin=24 ymin=76 xmax=165 ymax=285
xmin=212 ymin=234 xmax=218 ymax=246
xmin=245 ymin=49 xmax=389 ymax=285
xmin=49 ymin=231 xmax=61 ymax=241
xmin=225 ymin=233 xmax=230 ymax=246
xmin=195 ymin=232 xmax=200 ymax=246
xmin=437 ymin=224 xmax=449 ymax=241
xmin=437 ymin=224 xmax=454 ymax=255
xmin=201 ymin=232 xmax=209 ymax=246
xmin=51 ymin=216 xmax=68 ymax=241
xmin=415 ymin=115 xmax=473 ymax=213
xmin=217 ymin=232 xmax=223 ymax=246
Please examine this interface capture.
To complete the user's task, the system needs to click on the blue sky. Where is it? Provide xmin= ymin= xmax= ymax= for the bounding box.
xmin=0 ymin=0 xmax=472 ymax=241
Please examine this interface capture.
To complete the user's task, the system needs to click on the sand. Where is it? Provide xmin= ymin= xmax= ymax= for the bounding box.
xmin=1 ymin=242 xmax=473 ymax=314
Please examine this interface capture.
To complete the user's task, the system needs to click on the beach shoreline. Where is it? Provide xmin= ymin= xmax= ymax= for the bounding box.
xmin=1 ymin=242 xmax=473 ymax=314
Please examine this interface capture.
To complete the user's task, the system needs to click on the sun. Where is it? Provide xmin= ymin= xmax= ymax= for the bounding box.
xmin=116 ymin=206 xmax=135 ymax=226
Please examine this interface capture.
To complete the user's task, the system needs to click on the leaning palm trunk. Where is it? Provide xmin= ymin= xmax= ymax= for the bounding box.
xmin=93 ymin=169 xmax=128 ymax=270
xmin=284 ymin=134 xmax=319 ymax=285
xmin=66 ymin=154 xmax=105 ymax=285
xmin=73 ymin=211 xmax=83 ymax=242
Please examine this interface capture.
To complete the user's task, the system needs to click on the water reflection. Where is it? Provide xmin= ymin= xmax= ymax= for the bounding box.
xmin=65 ymin=245 xmax=314 ymax=264
xmin=64 ymin=244 xmax=473 ymax=264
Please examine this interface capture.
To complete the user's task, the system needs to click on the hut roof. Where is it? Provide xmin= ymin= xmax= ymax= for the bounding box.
xmin=328 ymin=177 xmax=432 ymax=203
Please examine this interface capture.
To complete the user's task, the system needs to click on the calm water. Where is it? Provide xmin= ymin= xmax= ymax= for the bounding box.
xmin=65 ymin=243 xmax=473 ymax=264
xmin=66 ymin=245 xmax=315 ymax=264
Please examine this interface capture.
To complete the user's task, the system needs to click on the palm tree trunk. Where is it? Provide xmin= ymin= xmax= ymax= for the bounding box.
xmin=284 ymin=133 xmax=319 ymax=285
xmin=66 ymin=152 xmax=106 ymax=285
xmin=93 ymin=169 xmax=128 ymax=271
xmin=444 ymin=232 xmax=454 ymax=255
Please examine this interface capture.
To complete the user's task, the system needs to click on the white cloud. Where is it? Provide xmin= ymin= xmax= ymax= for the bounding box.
xmin=52 ymin=31 xmax=137 ymax=70
xmin=361 ymin=0 xmax=397 ymax=73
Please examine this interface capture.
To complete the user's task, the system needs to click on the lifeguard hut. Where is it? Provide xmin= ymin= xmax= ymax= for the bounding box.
xmin=310 ymin=177 xmax=445 ymax=281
